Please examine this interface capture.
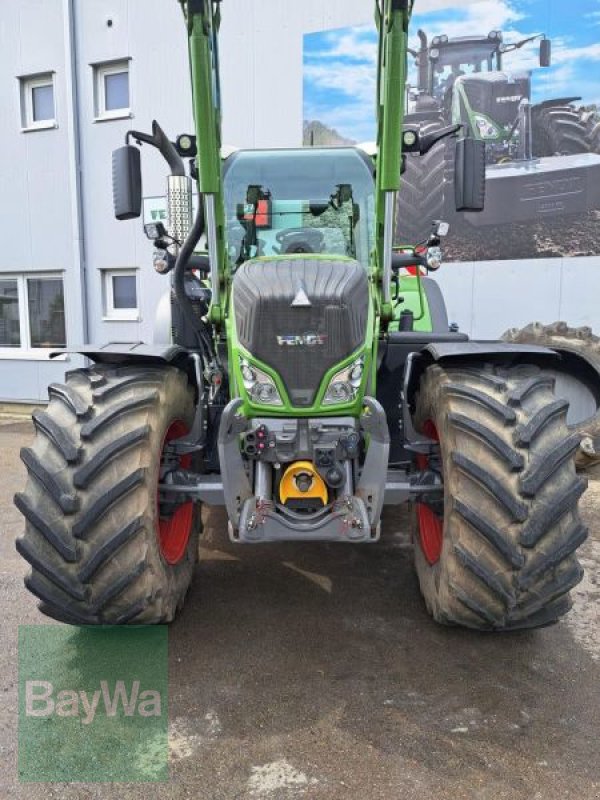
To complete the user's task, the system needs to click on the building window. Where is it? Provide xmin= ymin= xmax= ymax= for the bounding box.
xmin=0 ymin=275 xmax=66 ymax=354
xmin=19 ymin=73 xmax=56 ymax=131
xmin=94 ymin=60 xmax=130 ymax=120
xmin=0 ymin=280 xmax=21 ymax=347
xmin=27 ymin=278 xmax=67 ymax=348
xmin=103 ymin=270 xmax=138 ymax=320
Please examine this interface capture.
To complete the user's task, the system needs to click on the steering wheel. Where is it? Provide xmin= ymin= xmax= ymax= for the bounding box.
xmin=275 ymin=228 xmax=324 ymax=255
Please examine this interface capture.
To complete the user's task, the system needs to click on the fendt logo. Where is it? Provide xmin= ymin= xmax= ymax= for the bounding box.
xmin=277 ymin=333 xmax=328 ymax=347
xmin=523 ymin=176 xmax=584 ymax=200
xmin=496 ymin=95 xmax=523 ymax=103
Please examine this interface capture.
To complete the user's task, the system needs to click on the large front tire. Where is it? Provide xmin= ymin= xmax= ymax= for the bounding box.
xmin=413 ymin=363 xmax=587 ymax=630
xmin=502 ymin=322 xmax=600 ymax=467
xmin=396 ymin=120 xmax=447 ymax=245
xmin=15 ymin=364 xmax=201 ymax=625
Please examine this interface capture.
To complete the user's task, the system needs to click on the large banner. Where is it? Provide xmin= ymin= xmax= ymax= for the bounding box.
xmin=303 ymin=0 xmax=600 ymax=261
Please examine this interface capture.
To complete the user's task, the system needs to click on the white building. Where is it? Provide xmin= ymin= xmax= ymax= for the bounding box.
xmin=1 ymin=0 xmax=598 ymax=403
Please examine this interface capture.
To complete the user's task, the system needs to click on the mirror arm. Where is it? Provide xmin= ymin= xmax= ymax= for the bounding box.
xmin=126 ymin=120 xmax=186 ymax=177
xmin=419 ymin=123 xmax=462 ymax=154
xmin=391 ymin=252 xmax=428 ymax=271
xmin=501 ymin=34 xmax=542 ymax=54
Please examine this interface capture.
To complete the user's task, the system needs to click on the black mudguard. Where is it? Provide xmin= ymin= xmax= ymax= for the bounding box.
xmin=50 ymin=342 xmax=190 ymax=366
xmin=51 ymin=343 xmax=204 ymax=409
xmin=406 ymin=339 xmax=600 ymax=411
xmin=423 ymin=340 xmax=554 ymax=361
xmin=531 ymin=97 xmax=581 ymax=113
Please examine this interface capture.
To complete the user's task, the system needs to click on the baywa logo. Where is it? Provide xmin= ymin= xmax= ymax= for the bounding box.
xmin=19 ymin=626 xmax=168 ymax=783
xmin=25 ymin=679 xmax=162 ymax=725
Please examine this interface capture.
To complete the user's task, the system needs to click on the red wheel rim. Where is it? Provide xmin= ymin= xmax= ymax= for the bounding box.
xmin=416 ymin=420 xmax=443 ymax=565
xmin=157 ymin=420 xmax=194 ymax=565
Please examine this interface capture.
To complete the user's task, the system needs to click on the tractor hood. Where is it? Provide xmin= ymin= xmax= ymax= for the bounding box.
xmin=457 ymin=72 xmax=531 ymax=127
xmin=232 ymin=256 xmax=369 ymax=408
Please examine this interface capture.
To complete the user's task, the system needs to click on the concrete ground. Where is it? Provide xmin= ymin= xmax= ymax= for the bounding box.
xmin=1 ymin=419 xmax=600 ymax=800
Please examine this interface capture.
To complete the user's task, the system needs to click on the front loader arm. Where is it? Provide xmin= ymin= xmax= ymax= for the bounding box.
xmin=374 ymin=0 xmax=413 ymax=322
xmin=179 ymin=0 xmax=227 ymax=323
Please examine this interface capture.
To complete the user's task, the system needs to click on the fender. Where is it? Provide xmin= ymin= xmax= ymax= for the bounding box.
xmin=403 ymin=340 xmax=600 ymax=452
xmin=531 ymin=97 xmax=581 ymax=113
xmin=51 ymin=342 xmax=192 ymax=369
xmin=423 ymin=340 xmax=554 ymax=362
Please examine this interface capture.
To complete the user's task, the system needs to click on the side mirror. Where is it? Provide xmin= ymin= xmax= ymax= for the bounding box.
xmin=309 ymin=202 xmax=329 ymax=217
xmin=454 ymin=137 xmax=485 ymax=212
xmin=540 ymin=38 xmax=551 ymax=67
xmin=432 ymin=220 xmax=449 ymax=237
xmin=112 ymin=145 xmax=142 ymax=220
xmin=337 ymin=184 xmax=353 ymax=204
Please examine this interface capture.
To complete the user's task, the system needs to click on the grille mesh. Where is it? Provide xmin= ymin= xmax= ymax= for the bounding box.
xmin=233 ymin=258 xmax=368 ymax=406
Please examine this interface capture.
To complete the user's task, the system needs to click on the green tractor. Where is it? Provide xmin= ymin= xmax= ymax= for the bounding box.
xmin=398 ymin=28 xmax=600 ymax=242
xmin=15 ymin=0 xmax=600 ymax=631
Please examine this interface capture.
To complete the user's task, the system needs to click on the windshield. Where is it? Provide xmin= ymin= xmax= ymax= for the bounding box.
xmin=431 ymin=43 xmax=500 ymax=97
xmin=223 ymin=148 xmax=375 ymax=270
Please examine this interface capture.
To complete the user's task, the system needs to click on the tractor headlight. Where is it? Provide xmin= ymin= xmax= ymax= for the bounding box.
xmin=430 ymin=48 xmax=440 ymax=59
xmin=153 ymin=248 xmax=170 ymax=274
xmin=403 ymin=130 xmax=418 ymax=149
xmin=440 ymin=35 xmax=449 ymax=44
xmin=239 ymin=358 xmax=283 ymax=406
xmin=426 ymin=246 xmax=443 ymax=271
xmin=323 ymin=357 xmax=365 ymax=406
xmin=474 ymin=115 xmax=499 ymax=139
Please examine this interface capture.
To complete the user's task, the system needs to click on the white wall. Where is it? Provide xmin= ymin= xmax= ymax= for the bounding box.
xmin=1 ymin=0 xmax=599 ymax=402
xmin=435 ymin=256 xmax=600 ymax=339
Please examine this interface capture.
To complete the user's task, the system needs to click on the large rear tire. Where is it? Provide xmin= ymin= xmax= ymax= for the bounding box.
xmin=532 ymin=105 xmax=591 ymax=156
xmin=413 ymin=362 xmax=587 ymax=630
xmin=15 ymin=364 xmax=201 ymax=625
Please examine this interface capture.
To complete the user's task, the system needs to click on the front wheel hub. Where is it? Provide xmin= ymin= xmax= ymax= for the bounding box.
xmin=157 ymin=420 xmax=194 ymax=565
xmin=416 ymin=420 xmax=443 ymax=565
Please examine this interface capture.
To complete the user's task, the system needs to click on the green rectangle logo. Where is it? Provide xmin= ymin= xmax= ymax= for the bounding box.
xmin=18 ymin=625 xmax=168 ymax=782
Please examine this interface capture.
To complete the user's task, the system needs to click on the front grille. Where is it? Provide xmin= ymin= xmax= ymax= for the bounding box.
xmin=463 ymin=74 xmax=530 ymax=127
xmin=233 ymin=257 xmax=368 ymax=406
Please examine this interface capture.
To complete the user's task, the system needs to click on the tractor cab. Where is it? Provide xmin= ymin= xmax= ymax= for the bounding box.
xmin=222 ymin=147 xmax=375 ymax=268
xmin=411 ymin=31 xmax=505 ymax=113
xmin=413 ymin=30 xmax=550 ymax=105
xmin=424 ymin=34 xmax=504 ymax=106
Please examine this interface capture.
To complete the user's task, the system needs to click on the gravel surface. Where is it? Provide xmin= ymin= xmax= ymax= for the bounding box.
xmin=443 ymin=211 xmax=600 ymax=262
xmin=1 ymin=419 xmax=599 ymax=799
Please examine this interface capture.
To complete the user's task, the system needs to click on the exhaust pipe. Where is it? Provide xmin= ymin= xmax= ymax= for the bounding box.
xmin=517 ymin=99 xmax=533 ymax=161
xmin=167 ymin=175 xmax=193 ymax=250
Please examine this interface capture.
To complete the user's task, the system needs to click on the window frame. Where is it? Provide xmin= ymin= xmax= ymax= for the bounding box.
xmin=93 ymin=59 xmax=132 ymax=122
xmin=0 ymin=273 xmax=67 ymax=360
xmin=19 ymin=72 xmax=57 ymax=132
xmin=102 ymin=269 xmax=139 ymax=321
